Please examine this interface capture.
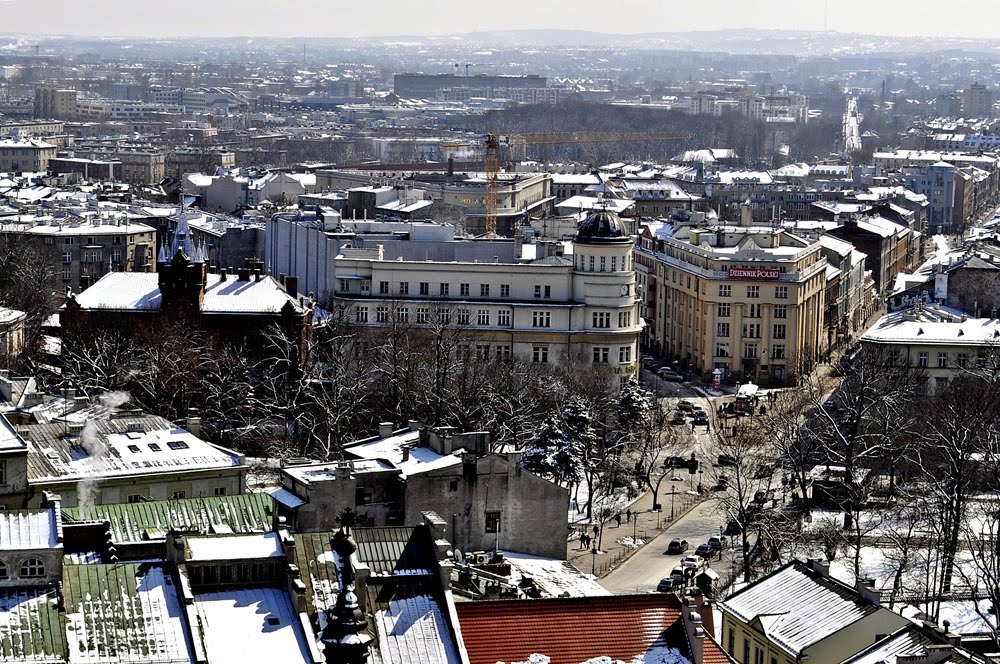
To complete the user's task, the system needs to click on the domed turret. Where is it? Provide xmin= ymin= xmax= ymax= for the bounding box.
xmin=575 ymin=209 xmax=631 ymax=245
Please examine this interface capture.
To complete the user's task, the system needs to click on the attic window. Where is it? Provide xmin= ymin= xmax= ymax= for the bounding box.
xmin=265 ymin=616 xmax=281 ymax=626
xmin=127 ymin=445 xmax=141 ymax=453
xmin=167 ymin=441 xmax=189 ymax=450
xmin=148 ymin=443 xmax=161 ymax=452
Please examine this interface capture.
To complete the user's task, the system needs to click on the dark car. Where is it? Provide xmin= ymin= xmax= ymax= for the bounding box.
xmin=708 ymin=535 xmax=728 ymax=550
xmin=656 ymin=577 xmax=678 ymax=592
xmin=717 ymin=454 xmax=737 ymax=467
xmin=723 ymin=520 xmax=741 ymax=536
xmin=714 ymin=474 xmax=730 ymax=491
xmin=666 ymin=538 xmax=689 ymax=555
xmin=695 ymin=543 xmax=713 ymax=558
xmin=693 ymin=413 xmax=710 ymax=427
xmin=670 ymin=411 xmax=687 ymax=425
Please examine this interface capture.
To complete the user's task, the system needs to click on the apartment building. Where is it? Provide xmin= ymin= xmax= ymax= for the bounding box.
xmin=0 ymin=138 xmax=57 ymax=171
xmin=330 ymin=209 xmax=640 ymax=386
xmin=638 ymin=213 xmax=827 ymax=384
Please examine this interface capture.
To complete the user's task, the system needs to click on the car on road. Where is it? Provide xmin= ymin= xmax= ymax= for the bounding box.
xmin=677 ymin=400 xmax=695 ymax=412
xmin=714 ymin=474 xmax=730 ymax=490
xmin=717 ymin=454 xmax=736 ymax=467
xmin=658 ymin=369 xmax=685 ymax=382
xmin=695 ymin=543 xmax=713 ymax=558
xmin=723 ymin=520 xmax=741 ymax=536
xmin=693 ymin=413 xmax=710 ymax=427
xmin=690 ymin=404 xmax=705 ymax=415
xmin=708 ymin=535 xmax=728 ymax=550
xmin=670 ymin=411 xmax=687 ymax=425
xmin=656 ymin=577 xmax=678 ymax=592
xmin=680 ymin=554 xmax=704 ymax=570
xmin=666 ymin=538 xmax=689 ymax=555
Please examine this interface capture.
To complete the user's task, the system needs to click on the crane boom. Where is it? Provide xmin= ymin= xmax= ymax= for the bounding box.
xmin=440 ymin=130 xmax=694 ymax=235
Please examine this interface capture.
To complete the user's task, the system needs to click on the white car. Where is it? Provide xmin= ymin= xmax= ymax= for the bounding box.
xmin=680 ymin=554 xmax=704 ymax=569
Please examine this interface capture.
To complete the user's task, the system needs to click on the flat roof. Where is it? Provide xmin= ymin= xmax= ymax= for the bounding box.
xmin=0 ymin=509 xmax=59 ymax=550
xmin=187 ymin=532 xmax=283 ymax=562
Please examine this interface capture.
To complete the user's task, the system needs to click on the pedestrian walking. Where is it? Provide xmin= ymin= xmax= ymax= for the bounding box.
xmin=615 ymin=513 xmax=622 ymax=528
xmin=593 ymin=524 xmax=600 ymax=538
xmin=626 ymin=509 xmax=632 ymax=523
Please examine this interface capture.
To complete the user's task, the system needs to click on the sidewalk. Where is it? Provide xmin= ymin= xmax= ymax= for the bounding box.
xmin=567 ymin=485 xmax=703 ymax=578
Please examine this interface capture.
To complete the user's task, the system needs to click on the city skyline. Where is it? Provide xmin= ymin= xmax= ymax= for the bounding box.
xmin=1 ymin=0 xmax=999 ymax=40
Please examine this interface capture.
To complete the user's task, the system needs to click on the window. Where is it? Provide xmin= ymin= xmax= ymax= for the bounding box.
xmin=773 ymin=324 xmax=786 ymax=339
xmin=716 ymin=343 xmax=730 ymax=357
xmin=475 ymin=344 xmax=490 ymax=359
xmin=0 ymin=560 xmax=6 ymax=580
xmin=439 ymin=283 xmax=449 ymax=296
xmin=776 ymin=285 xmax=788 ymax=299
xmin=589 ymin=256 xmax=595 ymax=271
xmin=611 ymin=256 xmax=617 ymax=272
xmin=772 ymin=344 xmax=786 ymax=359
xmin=167 ymin=441 xmax=189 ymax=450
xmin=742 ymin=323 xmax=760 ymax=338
xmin=170 ymin=491 xmax=186 ymax=500
xmin=62 ymin=251 xmax=72 ymax=264
xmin=957 ymin=353 xmax=969 ymax=367
xmin=532 ymin=311 xmax=551 ymax=328
xmin=339 ymin=279 xmax=351 ymax=292
xmin=744 ymin=343 xmax=758 ymax=358
xmin=355 ymin=307 xmax=369 ymax=323
xmin=618 ymin=311 xmax=631 ymax=327
xmin=619 ymin=346 xmax=631 ymax=363
xmin=62 ymin=270 xmax=71 ymax=281
xmin=399 ymin=281 xmax=409 ymax=295
xmin=457 ymin=309 xmax=470 ymax=325
xmin=727 ymin=629 xmax=734 ymax=655
xmin=438 ymin=309 xmax=451 ymax=324
xmin=937 ymin=352 xmax=948 ymax=368
xmin=719 ymin=284 xmax=731 ymax=297
xmin=360 ymin=280 xmax=370 ymax=294
xmin=717 ymin=322 xmax=730 ymax=337
xmin=593 ymin=347 xmax=610 ymax=363
xmin=0 ymin=460 xmax=4 ymax=485
xmin=379 ymin=281 xmax=389 ymax=294
xmin=718 ymin=303 xmax=731 ymax=317
xmin=497 ymin=310 xmax=511 ymax=326
xmin=419 ymin=282 xmax=429 ymax=295
xmin=748 ymin=304 xmax=761 ymax=318
xmin=746 ymin=285 xmax=759 ymax=298
xmin=355 ymin=487 xmax=373 ymax=505
xmin=744 ymin=639 xmax=750 ymax=664
xmin=64 ymin=238 xmax=74 ymax=245
xmin=416 ymin=307 xmax=429 ymax=323
xmin=148 ymin=443 xmax=161 ymax=452
xmin=460 ymin=283 xmax=470 ymax=296
xmin=397 ymin=307 xmax=409 ymax=322
xmin=376 ymin=306 xmax=389 ymax=323
xmin=110 ymin=249 xmax=122 ymax=263
xmin=127 ymin=494 xmax=143 ymax=503
xmin=593 ymin=312 xmax=611 ymax=328
xmin=477 ymin=309 xmax=490 ymax=325
xmin=774 ymin=304 xmax=787 ymax=319
xmin=532 ymin=346 xmax=549 ymax=363
xmin=19 ymin=558 xmax=45 ymax=578
xmin=918 ymin=351 xmax=928 ymax=368
xmin=496 ymin=345 xmax=511 ymax=361
xmin=500 ymin=284 xmax=510 ymax=297
xmin=480 ymin=284 xmax=490 ymax=297
xmin=544 ymin=285 xmax=551 ymax=299
xmin=449 ymin=480 xmax=459 ymax=492
xmin=485 ymin=511 xmax=501 ymax=533
xmin=600 ymin=256 xmax=607 ymax=272
xmin=534 ymin=285 xmax=542 ymax=298
xmin=213 ymin=487 xmax=227 ymax=496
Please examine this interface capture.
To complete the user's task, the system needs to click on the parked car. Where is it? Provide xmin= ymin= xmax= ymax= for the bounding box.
xmin=723 ymin=520 xmax=741 ymax=536
xmin=714 ymin=474 xmax=730 ymax=490
xmin=659 ymin=370 xmax=684 ymax=382
xmin=680 ymin=554 xmax=704 ymax=570
xmin=717 ymin=454 xmax=736 ymax=467
xmin=656 ymin=577 xmax=678 ymax=592
xmin=695 ymin=543 xmax=713 ymax=558
xmin=693 ymin=413 xmax=710 ymax=427
xmin=678 ymin=400 xmax=695 ymax=412
xmin=671 ymin=565 xmax=695 ymax=581
xmin=690 ymin=404 xmax=706 ymax=415
xmin=666 ymin=538 xmax=689 ymax=555
xmin=670 ymin=411 xmax=687 ymax=425
xmin=708 ymin=535 xmax=728 ymax=550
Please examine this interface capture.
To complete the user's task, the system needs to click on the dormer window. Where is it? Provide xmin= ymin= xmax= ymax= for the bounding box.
xmin=148 ymin=443 xmax=161 ymax=452
xmin=167 ymin=441 xmax=189 ymax=450
xmin=127 ymin=445 xmax=141 ymax=453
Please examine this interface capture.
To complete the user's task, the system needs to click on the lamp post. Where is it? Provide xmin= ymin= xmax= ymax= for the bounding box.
xmin=670 ymin=484 xmax=676 ymax=520
xmin=591 ymin=546 xmax=598 ymax=576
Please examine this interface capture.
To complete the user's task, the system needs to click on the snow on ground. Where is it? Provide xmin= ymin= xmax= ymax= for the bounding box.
xmin=900 ymin=599 xmax=995 ymax=636
xmin=617 ymin=537 xmax=645 ymax=549
xmin=502 ymin=550 xmax=610 ymax=598
xmin=569 ymin=484 xmax=636 ymax=525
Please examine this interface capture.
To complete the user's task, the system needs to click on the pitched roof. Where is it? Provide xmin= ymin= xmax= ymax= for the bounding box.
xmin=0 ymin=587 xmax=65 ymax=662
xmin=702 ymin=633 xmax=737 ymax=664
xmin=718 ymin=561 xmax=882 ymax=657
xmin=455 ymin=594 xmax=689 ymax=664
xmin=62 ymin=493 xmax=273 ymax=545
xmin=62 ymin=563 xmax=194 ymax=663
xmin=844 ymin=624 xmax=984 ymax=664
xmin=0 ymin=509 xmax=59 ymax=550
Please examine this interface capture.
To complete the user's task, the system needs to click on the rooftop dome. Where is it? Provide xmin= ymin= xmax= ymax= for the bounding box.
xmin=575 ymin=209 xmax=631 ymax=245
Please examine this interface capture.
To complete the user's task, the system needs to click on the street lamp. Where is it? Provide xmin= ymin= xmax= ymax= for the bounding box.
xmin=591 ymin=546 xmax=598 ymax=576
xmin=670 ymin=484 xmax=676 ymax=519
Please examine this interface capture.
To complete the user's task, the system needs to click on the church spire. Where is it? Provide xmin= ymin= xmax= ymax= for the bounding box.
xmin=170 ymin=203 xmax=194 ymax=261
xmin=321 ymin=509 xmax=372 ymax=664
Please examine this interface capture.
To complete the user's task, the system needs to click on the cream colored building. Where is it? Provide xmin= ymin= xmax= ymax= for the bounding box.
xmin=638 ymin=216 xmax=827 ymax=384
xmin=0 ymin=138 xmax=56 ymax=171
xmin=332 ymin=210 xmax=640 ymax=387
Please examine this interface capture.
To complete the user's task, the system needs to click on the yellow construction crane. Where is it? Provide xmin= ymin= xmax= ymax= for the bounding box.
xmin=440 ymin=131 xmax=694 ymax=235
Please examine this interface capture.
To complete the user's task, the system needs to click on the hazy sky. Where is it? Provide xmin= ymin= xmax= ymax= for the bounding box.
xmin=2 ymin=0 xmax=999 ymax=40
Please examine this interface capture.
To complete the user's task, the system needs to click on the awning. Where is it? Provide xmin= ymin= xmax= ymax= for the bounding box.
xmin=269 ymin=487 xmax=305 ymax=509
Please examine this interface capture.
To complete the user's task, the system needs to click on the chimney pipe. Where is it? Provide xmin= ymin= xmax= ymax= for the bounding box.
xmin=378 ymin=422 xmax=394 ymax=439
xmin=285 ymin=275 xmax=298 ymax=297
xmin=219 ymin=267 xmax=227 ymax=281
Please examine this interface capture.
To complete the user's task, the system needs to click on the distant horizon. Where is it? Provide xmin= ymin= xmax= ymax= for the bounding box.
xmin=1 ymin=0 xmax=999 ymax=42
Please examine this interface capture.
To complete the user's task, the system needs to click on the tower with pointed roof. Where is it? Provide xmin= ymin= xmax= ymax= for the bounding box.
xmin=156 ymin=204 xmax=207 ymax=311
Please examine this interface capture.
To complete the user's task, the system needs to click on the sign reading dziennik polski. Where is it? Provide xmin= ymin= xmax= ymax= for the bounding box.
xmin=727 ymin=267 xmax=781 ymax=280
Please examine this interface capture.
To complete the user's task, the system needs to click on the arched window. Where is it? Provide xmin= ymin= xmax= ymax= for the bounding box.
xmin=0 ymin=560 xmax=7 ymax=579
xmin=19 ymin=558 xmax=45 ymax=578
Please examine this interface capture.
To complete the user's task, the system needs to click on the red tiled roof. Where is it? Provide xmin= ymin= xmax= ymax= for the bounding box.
xmin=702 ymin=633 xmax=736 ymax=664
xmin=456 ymin=594 xmax=687 ymax=664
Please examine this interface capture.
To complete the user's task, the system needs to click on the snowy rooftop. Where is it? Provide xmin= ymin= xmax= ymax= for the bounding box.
xmin=24 ymin=415 xmax=241 ymax=483
xmin=0 ymin=509 xmax=59 ymax=550
xmin=0 ymin=415 xmax=27 ymax=453
xmin=502 ymin=550 xmax=610 ymax=598
xmin=370 ymin=594 xmax=463 ymax=664
xmin=719 ymin=561 xmax=883 ymax=657
xmin=70 ymin=272 xmax=303 ymax=315
xmin=0 ymin=587 xmax=65 ymax=662
xmin=186 ymin=532 xmax=284 ymax=562
xmin=0 ymin=306 xmax=25 ymax=326
xmin=63 ymin=563 xmax=194 ymax=663
xmin=193 ymin=587 xmax=320 ymax=664
xmin=345 ymin=430 xmax=465 ymax=479
xmin=861 ymin=305 xmax=1000 ymax=347
xmin=844 ymin=625 xmax=980 ymax=664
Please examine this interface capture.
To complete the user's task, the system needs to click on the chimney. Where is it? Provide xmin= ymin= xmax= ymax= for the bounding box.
xmin=237 ymin=267 xmax=250 ymax=282
xmin=279 ymin=273 xmax=286 ymax=286
xmin=378 ymin=422 xmax=394 ymax=439
xmin=219 ymin=267 xmax=227 ymax=281
xmin=186 ymin=416 xmax=201 ymax=438
xmin=808 ymin=557 xmax=830 ymax=577
xmin=683 ymin=597 xmax=705 ymax=664
xmin=285 ymin=276 xmax=298 ymax=297
xmin=855 ymin=576 xmax=881 ymax=605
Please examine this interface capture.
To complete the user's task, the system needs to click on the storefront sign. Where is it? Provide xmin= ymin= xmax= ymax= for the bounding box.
xmin=728 ymin=267 xmax=780 ymax=280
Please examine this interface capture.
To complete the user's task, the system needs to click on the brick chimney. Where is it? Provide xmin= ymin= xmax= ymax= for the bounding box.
xmin=285 ymin=275 xmax=299 ymax=297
